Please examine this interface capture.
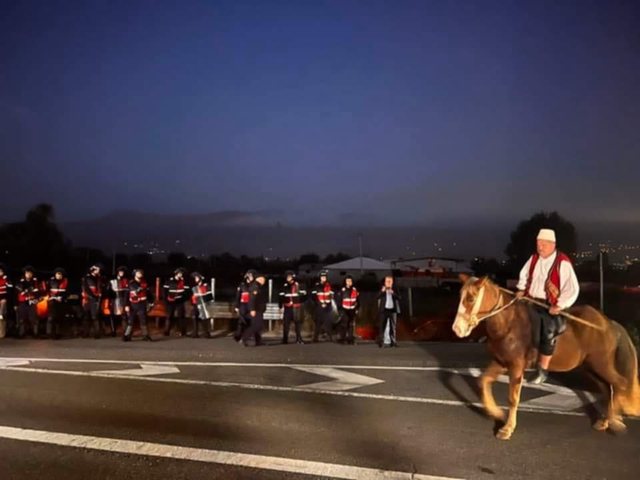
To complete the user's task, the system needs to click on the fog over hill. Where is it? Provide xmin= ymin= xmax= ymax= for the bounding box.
xmin=60 ymin=210 xmax=640 ymax=260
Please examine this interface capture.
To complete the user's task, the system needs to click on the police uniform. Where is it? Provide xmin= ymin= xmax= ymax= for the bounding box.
xmin=46 ymin=269 xmax=68 ymax=338
xmin=108 ymin=268 xmax=130 ymax=335
xmin=82 ymin=267 xmax=105 ymax=338
xmin=15 ymin=267 xmax=41 ymax=338
xmin=279 ymin=271 xmax=306 ymax=344
xmin=0 ymin=264 xmax=13 ymax=338
xmin=242 ymin=276 xmax=267 ymax=346
xmin=191 ymin=273 xmax=212 ymax=338
xmin=234 ymin=271 xmax=255 ymax=342
xmin=311 ymin=273 xmax=335 ymax=342
xmin=163 ymin=269 xmax=188 ymax=336
xmin=338 ymin=281 xmax=359 ymax=344
xmin=123 ymin=273 xmax=152 ymax=341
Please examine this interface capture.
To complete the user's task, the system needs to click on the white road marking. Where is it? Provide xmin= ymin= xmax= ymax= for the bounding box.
xmin=95 ymin=363 xmax=180 ymax=377
xmin=0 ymin=357 xmax=618 ymax=418
xmin=0 ymin=425 xmax=461 ymax=480
xmin=0 ymin=358 xmax=31 ymax=368
xmin=0 ymin=364 xmax=611 ymax=419
xmin=292 ymin=366 xmax=384 ymax=391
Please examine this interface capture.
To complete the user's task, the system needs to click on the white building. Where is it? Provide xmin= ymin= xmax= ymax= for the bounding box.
xmin=322 ymin=256 xmax=393 ymax=283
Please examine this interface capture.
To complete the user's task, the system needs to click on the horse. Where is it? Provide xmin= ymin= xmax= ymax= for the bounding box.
xmin=452 ymin=274 xmax=640 ymax=440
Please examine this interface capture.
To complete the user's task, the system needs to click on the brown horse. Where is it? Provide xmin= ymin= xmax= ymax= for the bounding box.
xmin=452 ymin=274 xmax=640 ymax=440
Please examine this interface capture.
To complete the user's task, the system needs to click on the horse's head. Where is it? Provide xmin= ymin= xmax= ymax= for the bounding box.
xmin=452 ymin=274 xmax=494 ymax=338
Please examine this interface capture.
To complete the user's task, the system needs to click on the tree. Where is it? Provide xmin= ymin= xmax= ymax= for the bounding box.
xmin=0 ymin=203 xmax=70 ymax=270
xmin=505 ymin=211 xmax=577 ymax=273
xmin=297 ymin=253 xmax=320 ymax=265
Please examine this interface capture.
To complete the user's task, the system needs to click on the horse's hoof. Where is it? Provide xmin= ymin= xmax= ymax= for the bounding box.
xmin=592 ymin=419 xmax=609 ymax=431
xmin=608 ymin=418 xmax=627 ymax=434
xmin=496 ymin=427 xmax=513 ymax=440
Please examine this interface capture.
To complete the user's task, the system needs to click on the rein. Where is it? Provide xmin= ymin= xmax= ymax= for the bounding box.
xmin=463 ymin=286 xmax=518 ymax=328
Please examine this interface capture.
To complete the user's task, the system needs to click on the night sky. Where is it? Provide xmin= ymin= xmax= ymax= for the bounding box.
xmin=1 ymin=0 xmax=639 ymax=226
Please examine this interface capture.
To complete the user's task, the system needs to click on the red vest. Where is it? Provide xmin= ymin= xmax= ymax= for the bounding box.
xmin=283 ymin=282 xmax=302 ymax=308
xmin=525 ymin=251 xmax=572 ymax=306
xmin=317 ymin=282 xmax=333 ymax=304
xmin=129 ymin=280 xmax=149 ymax=304
xmin=48 ymin=278 xmax=68 ymax=297
xmin=0 ymin=276 xmax=11 ymax=298
xmin=191 ymin=283 xmax=208 ymax=305
xmin=341 ymin=287 xmax=358 ymax=309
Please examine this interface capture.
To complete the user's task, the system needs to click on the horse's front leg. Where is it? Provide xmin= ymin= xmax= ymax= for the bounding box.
xmin=496 ymin=362 xmax=525 ymax=440
xmin=480 ymin=360 xmax=506 ymax=422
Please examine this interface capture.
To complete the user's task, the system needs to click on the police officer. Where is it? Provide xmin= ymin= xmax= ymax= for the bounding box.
xmin=163 ymin=267 xmax=188 ymax=336
xmin=123 ymin=268 xmax=153 ymax=342
xmin=82 ymin=264 xmax=105 ymax=338
xmin=234 ymin=269 xmax=255 ymax=342
xmin=338 ymin=275 xmax=359 ymax=345
xmin=15 ymin=266 xmax=41 ymax=338
xmin=46 ymin=268 xmax=68 ymax=339
xmin=243 ymin=273 xmax=267 ymax=346
xmin=279 ymin=270 xmax=306 ymax=344
xmin=108 ymin=266 xmax=130 ymax=335
xmin=190 ymin=272 xmax=212 ymax=338
xmin=0 ymin=263 xmax=13 ymax=338
xmin=311 ymin=270 xmax=335 ymax=342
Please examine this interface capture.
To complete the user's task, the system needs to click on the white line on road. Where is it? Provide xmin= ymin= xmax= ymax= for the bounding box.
xmin=292 ymin=366 xmax=385 ymax=391
xmin=0 ymin=425 xmax=461 ymax=480
xmin=0 ymin=365 xmax=608 ymax=418
xmin=94 ymin=364 xmax=181 ymax=377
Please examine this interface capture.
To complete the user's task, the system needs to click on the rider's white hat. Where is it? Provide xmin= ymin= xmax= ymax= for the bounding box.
xmin=537 ymin=228 xmax=556 ymax=243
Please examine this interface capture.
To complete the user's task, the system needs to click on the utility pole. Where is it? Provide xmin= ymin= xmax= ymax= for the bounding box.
xmin=358 ymin=233 xmax=363 ymax=275
xmin=599 ymin=250 xmax=604 ymax=312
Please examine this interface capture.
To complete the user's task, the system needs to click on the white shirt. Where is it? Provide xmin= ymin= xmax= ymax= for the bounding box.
xmin=385 ymin=290 xmax=394 ymax=309
xmin=516 ymin=251 xmax=580 ymax=310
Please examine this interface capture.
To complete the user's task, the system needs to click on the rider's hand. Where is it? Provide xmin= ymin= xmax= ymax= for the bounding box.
xmin=250 ymin=310 xmax=256 ymax=317
xmin=515 ymin=290 xmax=525 ymax=299
xmin=549 ymin=306 xmax=562 ymax=316
xmin=234 ymin=308 xmax=239 ymax=313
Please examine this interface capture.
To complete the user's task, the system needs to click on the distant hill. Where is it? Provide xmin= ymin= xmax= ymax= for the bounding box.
xmin=60 ymin=210 xmax=640 ymax=260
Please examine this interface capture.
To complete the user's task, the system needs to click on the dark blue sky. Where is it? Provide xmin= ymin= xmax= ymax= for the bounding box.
xmin=1 ymin=0 xmax=639 ymax=225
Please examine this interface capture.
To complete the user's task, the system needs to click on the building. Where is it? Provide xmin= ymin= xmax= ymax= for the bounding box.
xmin=322 ymin=256 xmax=393 ymax=284
xmin=388 ymin=256 xmax=471 ymax=276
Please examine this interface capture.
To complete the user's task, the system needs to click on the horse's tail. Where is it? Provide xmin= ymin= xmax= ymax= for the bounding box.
xmin=612 ymin=321 xmax=640 ymax=416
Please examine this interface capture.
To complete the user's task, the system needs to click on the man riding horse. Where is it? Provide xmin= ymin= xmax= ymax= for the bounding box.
xmin=516 ymin=228 xmax=580 ymax=385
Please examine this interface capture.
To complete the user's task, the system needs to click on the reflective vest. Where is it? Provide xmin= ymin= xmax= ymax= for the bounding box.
xmin=129 ymin=280 xmax=149 ymax=304
xmin=341 ymin=287 xmax=359 ymax=310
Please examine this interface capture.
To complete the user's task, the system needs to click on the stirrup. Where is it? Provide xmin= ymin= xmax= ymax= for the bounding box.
xmin=528 ymin=368 xmax=548 ymax=385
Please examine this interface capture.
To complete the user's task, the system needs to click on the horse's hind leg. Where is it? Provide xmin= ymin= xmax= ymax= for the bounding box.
xmin=480 ymin=360 xmax=506 ymax=422
xmin=496 ymin=361 xmax=525 ymax=441
xmin=588 ymin=361 xmax=628 ymax=433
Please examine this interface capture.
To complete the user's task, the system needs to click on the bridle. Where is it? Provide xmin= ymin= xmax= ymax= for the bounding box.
xmin=460 ymin=284 xmax=518 ymax=329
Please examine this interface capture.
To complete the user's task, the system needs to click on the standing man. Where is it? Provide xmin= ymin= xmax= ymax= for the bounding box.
xmin=234 ymin=269 xmax=255 ymax=342
xmin=377 ymin=276 xmax=401 ymax=348
xmin=82 ymin=264 xmax=105 ymax=338
xmin=279 ymin=270 xmax=306 ymax=344
xmin=516 ymin=228 xmax=579 ymax=385
xmin=46 ymin=268 xmax=68 ymax=339
xmin=108 ymin=266 xmax=130 ymax=335
xmin=243 ymin=273 xmax=267 ymax=346
xmin=338 ymin=275 xmax=359 ymax=345
xmin=163 ymin=267 xmax=188 ymax=336
xmin=0 ymin=263 xmax=13 ymax=338
xmin=311 ymin=270 xmax=335 ymax=342
xmin=123 ymin=268 xmax=153 ymax=342
xmin=190 ymin=272 xmax=212 ymax=338
xmin=15 ymin=266 xmax=41 ymax=338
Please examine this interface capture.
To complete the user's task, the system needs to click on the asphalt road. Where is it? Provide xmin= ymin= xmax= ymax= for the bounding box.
xmin=0 ymin=336 xmax=638 ymax=480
